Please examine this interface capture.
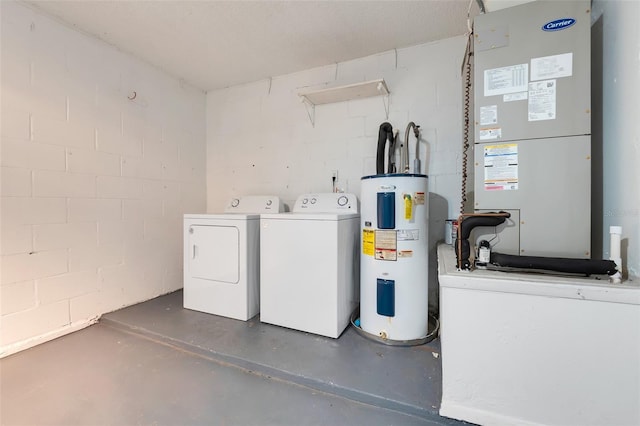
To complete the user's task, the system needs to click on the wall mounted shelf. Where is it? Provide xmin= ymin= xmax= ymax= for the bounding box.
xmin=299 ymin=79 xmax=390 ymax=126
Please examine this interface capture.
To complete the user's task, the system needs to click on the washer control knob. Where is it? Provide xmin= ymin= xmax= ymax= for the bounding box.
xmin=310 ymin=198 xmax=317 ymax=204
xmin=302 ymin=198 xmax=308 ymax=204
xmin=337 ymin=195 xmax=349 ymax=206
xmin=266 ymin=199 xmax=272 ymax=206
xmin=231 ymin=198 xmax=240 ymax=207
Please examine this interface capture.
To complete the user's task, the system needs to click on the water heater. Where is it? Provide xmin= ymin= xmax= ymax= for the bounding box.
xmin=473 ymin=0 xmax=591 ymax=258
xmin=360 ymin=174 xmax=429 ymax=341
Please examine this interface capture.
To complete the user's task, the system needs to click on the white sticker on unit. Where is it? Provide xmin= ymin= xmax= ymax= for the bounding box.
xmin=531 ymin=52 xmax=573 ymax=81
xmin=480 ymin=105 xmax=498 ymax=125
xmin=479 ymin=127 xmax=502 ymax=141
xmin=528 ymin=79 xmax=556 ymax=121
xmin=397 ymin=229 xmax=419 ymax=241
xmin=503 ymin=92 xmax=528 ymax=102
xmin=483 ymin=143 xmax=518 ymax=191
xmin=484 ymin=64 xmax=528 ymax=97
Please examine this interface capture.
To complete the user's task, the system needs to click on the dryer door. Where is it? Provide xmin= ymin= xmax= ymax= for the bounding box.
xmin=188 ymin=225 xmax=239 ymax=284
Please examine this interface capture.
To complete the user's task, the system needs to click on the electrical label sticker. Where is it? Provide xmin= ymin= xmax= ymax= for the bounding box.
xmin=414 ymin=192 xmax=425 ymax=205
xmin=479 ymin=127 xmax=502 ymax=141
xmin=484 ymin=64 xmax=528 ymax=97
xmin=375 ymin=230 xmax=397 ymax=261
xmin=503 ymin=92 xmax=528 ymax=102
xmin=531 ymin=52 xmax=573 ymax=81
xmin=362 ymin=229 xmax=375 ymax=256
xmin=397 ymin=229 xmax=419 ymax=241
xmin=528 ymin=79 xmax=556 ymax=121
xmin=480 ymin=105 xmax=498 ymax=125
xmin=397 ymin=250 xmax=413 ymax=258
xmin=483 ymin=143 xmax=518 ymax=191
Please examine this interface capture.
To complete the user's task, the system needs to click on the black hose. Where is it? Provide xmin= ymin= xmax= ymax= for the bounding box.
xmin=387 ymin=131 xmax=398 ymax=173
xmin=376 ymin=122 xmax=394 ymax=174
xmin=490 ymin=253 xmax=618 ymax=276
xmin=455 ymin=213 xmax=510 ymax=270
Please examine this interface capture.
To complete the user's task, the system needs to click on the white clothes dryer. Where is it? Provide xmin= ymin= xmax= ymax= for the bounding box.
xmin=260 ymin=193 xmax=360 ymax=338
xmin=183 ymin=196 xmax=284 ymax=321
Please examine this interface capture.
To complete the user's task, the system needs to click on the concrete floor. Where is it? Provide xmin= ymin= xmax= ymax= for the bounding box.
xmin=1 ymin=291 xmax=466 ymax=426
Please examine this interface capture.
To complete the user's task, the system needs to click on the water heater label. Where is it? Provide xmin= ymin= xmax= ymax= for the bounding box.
xmin=528 ymin=79 xmax=556 ymax=121
xmin=362 ymin=229 xmax=375 ymax=256
xmin=483 ymin=143 xmax=518 ymax=191
xmin=414 ymin=192 xmax=425 ymax=205
xmin=374 ymin=230 xmax=397 ymax=261
xmin=397 ymin=229 xmax=419 ymax=241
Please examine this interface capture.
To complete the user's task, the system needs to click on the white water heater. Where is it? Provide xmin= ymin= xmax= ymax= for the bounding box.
xmin=360 ymin=174 xmax=429 ymax=341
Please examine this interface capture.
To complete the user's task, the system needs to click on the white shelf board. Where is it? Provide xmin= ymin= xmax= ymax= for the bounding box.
xmin=299 ymin=79 xmax=389 ymax=105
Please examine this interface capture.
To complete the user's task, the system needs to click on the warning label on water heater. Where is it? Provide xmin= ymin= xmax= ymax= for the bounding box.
xmin=483 ymin=144 xmax=518 ymax=191
xmin=362 ymin=229 xmax=375 ymax=256
xmin=374 ymin=230 xmax=397 ymax=261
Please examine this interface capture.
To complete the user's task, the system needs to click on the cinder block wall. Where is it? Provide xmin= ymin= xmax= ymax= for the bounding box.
xmin=206 ymin=38 xmax=466 ymax=215
xmin=0 ymin=2 xmax=207 ymax=356
xmin=206 ymin=36 xmax=468 ymax=315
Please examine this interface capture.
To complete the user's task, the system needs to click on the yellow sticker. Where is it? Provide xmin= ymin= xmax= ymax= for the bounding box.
xmin=404 ymin=194 xmax=413 ymax=220
xmin=362 ymin=229 xmax=375 ymax=256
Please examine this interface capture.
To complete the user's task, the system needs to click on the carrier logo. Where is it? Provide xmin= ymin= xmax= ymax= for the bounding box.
xmin=542 ymin=18 xmax=576 ymax=31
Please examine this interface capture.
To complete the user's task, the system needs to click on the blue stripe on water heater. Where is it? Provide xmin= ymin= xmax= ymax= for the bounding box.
xmin=377 ymin=192 xmax=395 ymax=229
xmin=377 ymin=278 xmax=395 ymax=317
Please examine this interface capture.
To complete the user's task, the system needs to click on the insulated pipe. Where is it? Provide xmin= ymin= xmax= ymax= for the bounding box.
xmin=490 ymin=253 xmax=618 ymax=276
xmin=455 ymin=212 xmax=511 ymax=270
xmin=376 ymin=122 xmax=395 ymax=175
xmin=403 ymin=122 xmax=420 ymax=173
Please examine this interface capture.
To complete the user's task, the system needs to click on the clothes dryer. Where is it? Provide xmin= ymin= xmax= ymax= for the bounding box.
xmin=183 ymin=196 xmax=283 ymax=320
xmin=260 ymin=193 xmax=360 ymax=338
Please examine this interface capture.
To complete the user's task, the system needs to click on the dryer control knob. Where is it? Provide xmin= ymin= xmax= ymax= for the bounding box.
xmin=231 ymin=198 xmax=240 ymax=207
xmin=337 ymin=196 xmax=349 ymax=206
xmin=310 ymin=198 xmax=317 ymax=204
xmin=302 ymin=198 xmax=308 ymax=204
xmin=266 ymin=199 xmax=272 ymax=206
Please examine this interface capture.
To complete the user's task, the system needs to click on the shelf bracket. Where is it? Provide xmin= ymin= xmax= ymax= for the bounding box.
xmin=301 ymin=98 xmax=316 ymax=127
xmin=382 ymin=93 xmax=390 ymax=120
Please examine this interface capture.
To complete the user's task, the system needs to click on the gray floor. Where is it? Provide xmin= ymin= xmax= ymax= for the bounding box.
xmin=1 ymin=291 xmax=467 ymax=426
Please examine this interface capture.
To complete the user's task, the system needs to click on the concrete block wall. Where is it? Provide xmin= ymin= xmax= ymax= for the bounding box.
xmin=206 ymin=36 xmax=468 ymax=314
xmin=207 ymin=37 xmax=466 ymax=215
xmin=0 ymin=2 xmax=206 ymax=356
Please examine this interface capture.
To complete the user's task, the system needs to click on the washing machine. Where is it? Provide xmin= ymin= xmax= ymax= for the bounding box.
xmin=259 ymin=193 xmax=360 ymax=338
xmin=183 ymin=196 xmax=284 ymax=321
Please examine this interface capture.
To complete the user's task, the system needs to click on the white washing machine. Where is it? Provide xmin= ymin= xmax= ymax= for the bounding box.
xmin=183 ymin=196 xmax=284 ymax=321
xmin=260 ymin=193 xmax=360 ymax=338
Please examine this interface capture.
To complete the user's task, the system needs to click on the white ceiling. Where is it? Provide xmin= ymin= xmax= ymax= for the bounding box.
xmin=24 ymin=0 xmax=484 ymax=92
